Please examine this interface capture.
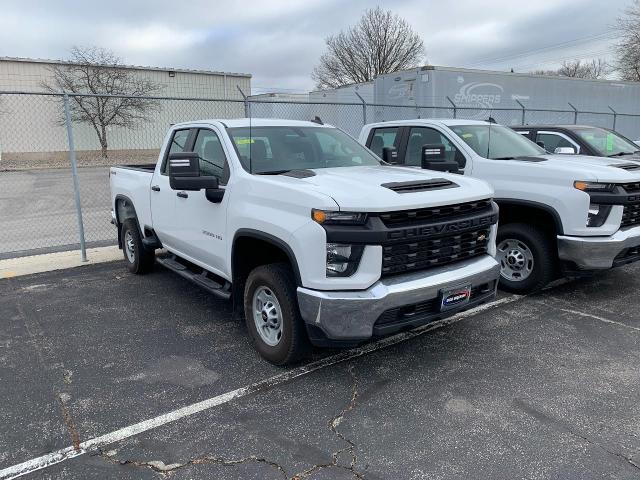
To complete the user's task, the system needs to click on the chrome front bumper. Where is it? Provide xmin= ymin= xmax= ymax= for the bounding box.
xmin=557 ymin=225 xmax=640 ymax=270
xmin=296 ymin=255 xmax=500 ymax=342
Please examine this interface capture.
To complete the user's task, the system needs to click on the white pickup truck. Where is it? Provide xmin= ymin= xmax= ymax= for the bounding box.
xmin=110 ymin=118 xmax=500 ymax=364
xmin=360 ymin=119 xmax=640 ymax=293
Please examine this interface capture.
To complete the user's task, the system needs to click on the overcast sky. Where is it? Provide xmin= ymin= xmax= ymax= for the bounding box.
xmin=0 ymin=0 xmax=629 ymax=93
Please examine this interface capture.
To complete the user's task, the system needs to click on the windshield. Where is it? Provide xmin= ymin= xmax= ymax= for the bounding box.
xmin=449 ymin=125 xmax=546 ymax=160
xmin=573 ymin=127 xmax=640 ymax=157
xmin=228 ymin=126 xmax=381 ymax=174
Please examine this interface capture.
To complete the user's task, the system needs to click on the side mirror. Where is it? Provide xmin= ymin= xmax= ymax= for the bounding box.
xmin=382 ymin=146 xmax=398 ymax=164
xmin=169 ymin=152 xmax=219 ymax=191
xmin=421 ymin=144 xmax=460 ymax=173
xmin=554 ymin=146 xmax=576 ymax=154
xmin=536 ymin=141 xmax=546 ymax=150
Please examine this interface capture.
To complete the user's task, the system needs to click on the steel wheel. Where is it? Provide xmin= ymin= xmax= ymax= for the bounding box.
xmin=497 ymin=238 xmax=534 ymax=282
xmin=252 ymin=286 xmax=283 ymax=347
xmin=124 ymin=230 xmax=136 ymax=263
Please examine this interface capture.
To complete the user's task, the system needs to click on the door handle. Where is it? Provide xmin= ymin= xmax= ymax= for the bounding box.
xmin=177 ymin=191 xmax=188 ymax=198
xmin=151 ymin=185 xmax=160 ymax=192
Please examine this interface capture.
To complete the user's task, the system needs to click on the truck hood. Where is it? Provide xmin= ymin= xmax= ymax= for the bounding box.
xmin=512 ymin=154 xmax=640 ymax=182
xmin=274 ymin=165 xmax=494 ymax=211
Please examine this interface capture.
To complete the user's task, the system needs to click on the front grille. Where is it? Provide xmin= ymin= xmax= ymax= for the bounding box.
xmin=621 ymin=182 xmax=640 ymax=193
xmin=379 ymin=199 xmax=492 ymax=227
xmin=622 ymin=203 xmax=640 ymax=228
xmin=382 ymin=227 xmax=491 ymax=276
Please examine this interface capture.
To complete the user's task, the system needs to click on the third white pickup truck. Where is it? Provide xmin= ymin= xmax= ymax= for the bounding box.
xmin=110 ymin=118 xmax=500 ymax=364
xmin=360 ymin=119 xmax=640 ymax=293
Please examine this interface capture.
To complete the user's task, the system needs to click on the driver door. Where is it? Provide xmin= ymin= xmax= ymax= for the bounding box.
xmin=173 ymin=127 xmax=231 ymax=277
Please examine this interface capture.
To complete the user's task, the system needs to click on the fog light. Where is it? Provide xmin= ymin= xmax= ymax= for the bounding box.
xmin=587 ymin=204 xmax=612 ymax=227
xmin=326 ymin=243 xmax=364 ymax=277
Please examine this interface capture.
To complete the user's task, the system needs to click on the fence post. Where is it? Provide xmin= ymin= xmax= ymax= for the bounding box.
xmin=515 ymin=100 xmax=526 ymax=125
xmin=354 ymin=92 xmax=367 ymax=125
xmin=446 ymin=96 xmax=457 ymax=119
xmin=236 ymin=86 xmax=250 ymax=117
xmin=608 ymin=106 xmax=617 ymax=131
xmin=63 ymin=93 xmax=87 ymax=262
xmin=568 ymin=102 xmax=578 ymax=124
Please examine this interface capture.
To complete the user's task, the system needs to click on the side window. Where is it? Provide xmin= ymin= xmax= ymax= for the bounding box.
xmin=162 ymin=129 xmax=191 ymax=174
xmin=536 ymin=133 xmax=575 ymax=153
xmin=405 ymin=127 xmax=466 ymax=168
xmin=193 ymin=129 xmax=229 ymax=183
xmin=369 ymin=127 xmax=400 ymax=158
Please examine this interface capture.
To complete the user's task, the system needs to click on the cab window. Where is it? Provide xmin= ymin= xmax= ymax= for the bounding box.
xmin=193 ymin=129 xmax=229 ymax=184
xmin=161 ymin=129 xmax=191 ymax=174
xmin=369 ymin=127 xmax=400 ymax=158
xmin=536 ymin=133 xmax=575 ymax=153
xmin=404 ymin=127 xmax=466 ymax=168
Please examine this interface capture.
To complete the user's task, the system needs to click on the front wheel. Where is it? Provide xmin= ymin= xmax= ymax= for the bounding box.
xmin=496 ymin=223 xmax=556 ymax=294
xmin=121 ymin=219 xmax=155 ymax=274
xmin=243 ymin=263 xmax=310 ymax=365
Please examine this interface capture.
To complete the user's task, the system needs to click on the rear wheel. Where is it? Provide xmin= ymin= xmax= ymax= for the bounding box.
xmin=496 ymin=223 xmax=555 ymax=294
xmin=121 ymin=219 xmax=155 ymax=274
xmin=243 ymin=263 xmax=310 ymax=365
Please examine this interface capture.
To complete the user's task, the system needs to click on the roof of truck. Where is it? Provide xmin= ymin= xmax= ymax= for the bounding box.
xmin=511 ymin=125 xmax=608 ymax=130
xmin=173 ymin=118 xmax=333 ymax=128
xmin=365 ymin=119 xmax=492 ymax=128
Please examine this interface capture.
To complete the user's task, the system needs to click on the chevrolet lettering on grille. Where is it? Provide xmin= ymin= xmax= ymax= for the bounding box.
xmin=387 ymin=214 xmax=496 ymax=241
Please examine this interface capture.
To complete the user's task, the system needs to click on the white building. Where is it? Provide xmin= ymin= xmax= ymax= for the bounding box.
xmin=0 ymin=57 xmax=251 ymax=165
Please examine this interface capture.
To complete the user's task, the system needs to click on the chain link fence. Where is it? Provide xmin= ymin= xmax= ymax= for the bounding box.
xmin=2 ymin=90 xmax=640 ymax=259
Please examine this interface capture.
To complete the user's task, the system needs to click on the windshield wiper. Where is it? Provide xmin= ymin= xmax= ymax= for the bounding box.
xmin=492 ymin=156 xmax=516 ymax=160
xmin=607 ymin=152 xmax=634 ymax=157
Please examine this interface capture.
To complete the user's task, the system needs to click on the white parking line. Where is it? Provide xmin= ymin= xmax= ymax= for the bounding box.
xmin=0 ymin=295 xmax=520 ymax=480
xmin=560 ymin=308 xmax=640 ymax=333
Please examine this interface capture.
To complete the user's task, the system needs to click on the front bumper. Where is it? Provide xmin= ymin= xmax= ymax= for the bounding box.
xmin=296 ymin=255 xmax=500 ymax=344
xmin=557 ymin=225 xmax=640 ymax=270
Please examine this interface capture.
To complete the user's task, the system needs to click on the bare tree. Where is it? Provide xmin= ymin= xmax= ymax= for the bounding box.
xmin=616 ymin=0 xmax=640 ymax=81
xmin=312 ymin=7 xmax=425 ymax=89
xmin=531 ymin=59 xmax=608 ymax=79
xmin=43 ymin=46 xmax=163 ymax=158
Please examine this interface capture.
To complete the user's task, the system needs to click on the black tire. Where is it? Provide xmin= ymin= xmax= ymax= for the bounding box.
xmin=243 ymin=263 xmax=310 ymax=365
xmin=496 ymin=223 xmax=556 ymax=294
xmin=121 ymin=219 xmax=155 ymax=274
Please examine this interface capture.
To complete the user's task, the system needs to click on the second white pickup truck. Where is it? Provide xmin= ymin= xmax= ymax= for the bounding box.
xmin=360 ymin=119 xmax=640 ymax=293
xmin=110 ymin=118 xmax=500 ymax=364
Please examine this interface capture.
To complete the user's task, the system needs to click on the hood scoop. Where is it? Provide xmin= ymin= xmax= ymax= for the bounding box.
xmin=381 ymin=178 xmax=458 ymax=193
xmin=280 ymin=169 xmax=316 ymax=178
xmin=611 ymin=163 xmax=640 ymax=171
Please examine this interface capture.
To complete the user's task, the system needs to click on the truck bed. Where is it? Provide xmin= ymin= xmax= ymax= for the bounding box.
xmin=114 ymin=164 xmax=156 ymax=173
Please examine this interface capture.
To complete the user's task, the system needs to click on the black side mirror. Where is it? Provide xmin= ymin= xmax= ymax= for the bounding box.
xmin=536 ymin=141 xmax=546 ymax=150
xmin=169 ymin=152 xmax=219 ymax=192
xmin=382 ymin=146 xmax=398 ymax=164
xmin=421 ymin=144 xmax=460 ymax=173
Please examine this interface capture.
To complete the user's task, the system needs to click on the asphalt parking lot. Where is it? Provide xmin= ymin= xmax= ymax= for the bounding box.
xmin=1 ymin=260 xmax=640 ymax=479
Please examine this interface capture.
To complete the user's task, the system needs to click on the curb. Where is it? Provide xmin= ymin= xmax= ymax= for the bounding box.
xmin=0 ymin=246 xmax=121 ymax=279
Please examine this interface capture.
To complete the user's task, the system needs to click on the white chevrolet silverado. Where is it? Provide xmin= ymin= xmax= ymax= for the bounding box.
xmin=110 ymin=118 xmax=500 ymax=364
xmin=360 ymin=119 xmax=640 ymax=293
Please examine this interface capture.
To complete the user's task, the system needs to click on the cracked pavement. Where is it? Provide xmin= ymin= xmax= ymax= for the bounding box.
xmin=1 ymin=261 xmax=640 ymax=479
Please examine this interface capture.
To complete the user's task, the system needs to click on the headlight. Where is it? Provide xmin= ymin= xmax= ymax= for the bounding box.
xmin=574 ymin=181 xmax=615 ymax=192
xmin=326 ymin=243 xmax=364 ymax=277
xmin=312 ymin=209 xmax=367 ymax=225
xmin=587 ymin=204 xmax=612 ymax=227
